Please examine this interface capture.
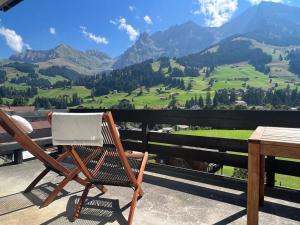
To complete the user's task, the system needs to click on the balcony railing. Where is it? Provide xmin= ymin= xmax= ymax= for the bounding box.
xmin=2 ymin=109 xmax=300 ymax=189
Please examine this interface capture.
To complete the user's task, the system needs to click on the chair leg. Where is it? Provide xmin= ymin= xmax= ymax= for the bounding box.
xmin=24 ymin=168 xmax=50 ymax=193
xmin=71 ymin=183 xmax=92 ymax=222
xmin=127 ymin=187 xmax=141 ymax=225
xmin=40 ymin=173 xmax=76 ymax=208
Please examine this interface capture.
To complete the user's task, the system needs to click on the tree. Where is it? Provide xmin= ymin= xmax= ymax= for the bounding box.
xmin=0 ymin=70 xmax=7 ymax=84
xmin=205 ymin=68 xmax=210 ymax=77
xmin=213 ymin=91 xmax=219 ymax=107
xmin=170 ymin=68 xmax=184 ymax=77
xmin=168 ymin=95 xmax=177 ymax=109
xmin=184 ymin=66 xmax=199 ymax=77
xmin=230 ymin=89 xmax=237 ymax=104
xmin=206 ymin=92 xmax=212 ymax=107
xmin=72 ymin=93 xmax=81 ymax=106
xmin=198 ymin=95 xmax=204 ymax=107
xmin=187 ymin=82 xmax=192 ymax=90
xmin=12 ymin=97 xmax=28 ymax=106
xmin=112 ymin=99 xmax=135 ymax=109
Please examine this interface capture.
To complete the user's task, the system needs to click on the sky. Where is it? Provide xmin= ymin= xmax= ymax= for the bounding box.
xmin=0 ymin=0 xmax=299 ymax=59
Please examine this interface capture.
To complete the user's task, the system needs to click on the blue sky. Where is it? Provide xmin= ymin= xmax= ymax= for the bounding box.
xmin=0 ymin=0 xmax=299 ymax=59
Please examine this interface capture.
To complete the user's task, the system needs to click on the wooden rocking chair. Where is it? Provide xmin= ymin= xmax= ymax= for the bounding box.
xmin=0 ymin=109 xmax=106 ymax=208
xmin=64 ymin=112 xmax=148 ymax=225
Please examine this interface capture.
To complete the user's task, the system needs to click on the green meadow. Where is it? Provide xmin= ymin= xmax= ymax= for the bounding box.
xmin=2 ymin=59 xmax=300 ymax=109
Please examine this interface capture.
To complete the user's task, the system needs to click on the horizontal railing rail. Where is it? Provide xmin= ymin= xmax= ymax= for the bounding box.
xmin=70 ymin=109 xmax=300 ymax=129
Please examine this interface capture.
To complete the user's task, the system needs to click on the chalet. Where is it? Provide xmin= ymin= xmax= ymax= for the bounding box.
xmin=176 ymin=125 xmax=189 ymax=131
xmin=234 ymin=100 xmax=247 ymax=107
xmin=190 ymin=105 xmax=200 ymax=110
xmin=161 ymin=127 xmax=173 ymax=133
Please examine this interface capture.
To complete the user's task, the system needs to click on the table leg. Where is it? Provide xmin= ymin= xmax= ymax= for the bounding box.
xmin=259 ymin=155 xmax=265 ymax=206
xmin=247 ymin=143 xmax=260 ymax=225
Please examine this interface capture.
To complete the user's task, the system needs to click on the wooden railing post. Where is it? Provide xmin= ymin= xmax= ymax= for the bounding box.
xmin=13 ymin=149 xmax=23 ymax=164
xmin=141 ymin=122 xmax=149 ymax=152
xmin=266 ymin=156 xmax=275 ymax=187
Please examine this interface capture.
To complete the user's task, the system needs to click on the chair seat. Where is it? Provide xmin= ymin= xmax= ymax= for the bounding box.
xmin=90 ymin=156 xmax=143 ymax=187
xmin=45 ymin=146 xmax=103 ymax=174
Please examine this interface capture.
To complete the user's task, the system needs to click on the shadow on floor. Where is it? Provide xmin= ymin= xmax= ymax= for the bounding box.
xmin=212 ymin=209 xmax=247 ymax=225
xmin=41 ymin=194 xmax=131 ymax=225
xmin=0 ymin=182 xmax=81 ymax=216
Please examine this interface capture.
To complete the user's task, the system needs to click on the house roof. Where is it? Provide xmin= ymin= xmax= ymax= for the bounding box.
xmin=0 ymin=0 xmax=22 ymax=11
xmin=0 ymin=106 xmax=35 ymax=112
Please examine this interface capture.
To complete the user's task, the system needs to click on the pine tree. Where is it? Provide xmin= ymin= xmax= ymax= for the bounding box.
xmin=198 ymin=95 xmax=204 ymax=107
xmin=230 ymin=89 xmax=237 ymax=104
xmin=206 ymin=92 xmax=212 ymax=106
xmin=213 ymin=91 xmax=219 ymax=107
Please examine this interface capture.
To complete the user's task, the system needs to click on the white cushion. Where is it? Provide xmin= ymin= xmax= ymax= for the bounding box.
xmin=10 ymin=115 xmax=33 ymax=134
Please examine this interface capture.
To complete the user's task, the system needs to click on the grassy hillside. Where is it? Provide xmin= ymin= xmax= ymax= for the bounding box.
xmin=80 ymin=63 xmax=299 ymax=109
xmin=2 ymin=63 xmax=300 ymax=109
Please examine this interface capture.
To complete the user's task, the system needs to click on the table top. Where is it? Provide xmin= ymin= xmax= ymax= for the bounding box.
xmin=249 ymin=126 xmax=300 ymax=147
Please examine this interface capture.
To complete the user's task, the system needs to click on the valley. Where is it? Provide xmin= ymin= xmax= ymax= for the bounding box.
xmin=1 ymin=42 xmax=300 ymax=109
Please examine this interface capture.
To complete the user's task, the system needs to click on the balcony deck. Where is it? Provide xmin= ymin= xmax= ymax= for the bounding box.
xmin=1 ymin=160 xmax=300 ymax=225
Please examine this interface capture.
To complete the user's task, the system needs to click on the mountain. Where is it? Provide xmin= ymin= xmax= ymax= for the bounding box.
xmin=221 ymin=2 xmax=300 ymax=46
xmin=113 ymin=22 xmax=219 ymax=69
xmin=9 ymin=44 xmax=115 ymax=75
xmin=85 ymin=49 xmax=111 ymax=61
xmin=114 ymin=2 xmax=300 ymax=69
xmin=151 ymin=21 xmax=218 ymax=57
xmin=113 ymin=33 xmax=164 ymax=69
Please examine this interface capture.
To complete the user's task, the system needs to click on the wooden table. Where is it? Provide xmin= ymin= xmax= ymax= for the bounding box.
xmin=247 ymin=126 xmax=300 ymax=225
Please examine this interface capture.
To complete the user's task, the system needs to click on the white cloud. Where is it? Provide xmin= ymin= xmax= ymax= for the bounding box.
xmin=192 ymin=0 xmax=238 ymax=27
xmin=144 ymin=15 xmax=153 ymax=25
xmin=49 ymin=27 xmax=56 ymax=35
xmin=0 ymin=26 xmax=25 ymax=52
xmin=247 ymin=0 xmax=285 ymax=4
xmin=129 ymin=5 xmax=136 ymax=11
xmin=111 ymin=17 xmax=139 ymax=41
xmin=109 ymin=19 xmax=117 ymax=25
xmin=80 ymin=26 xmax=109 ymax=45
xmin=24 ymin=43 xmax=31 ymax=50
